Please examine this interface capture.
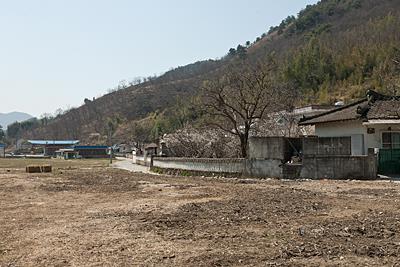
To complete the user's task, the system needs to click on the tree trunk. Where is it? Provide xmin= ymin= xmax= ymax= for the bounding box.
xmin=239 ymin=133 xmax=248 ymax=158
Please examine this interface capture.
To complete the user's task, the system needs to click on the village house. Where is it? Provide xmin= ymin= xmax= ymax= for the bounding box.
xmin=115 ymin=144 xmax=133 ymax=154
xmin=55 ymin=145 xmax=109 ymax=159
xmin=134 ymin=91 xmax=400 ymax=179
xmin=299 ymin=90 xmax=400 ymax=175
xmin=74 ymin=145 xmax=108 ymax=158
xmin=252 ymin=104 xmax=335 ymax=137
xmin=28 ymin=140 xmax=80 ymax=156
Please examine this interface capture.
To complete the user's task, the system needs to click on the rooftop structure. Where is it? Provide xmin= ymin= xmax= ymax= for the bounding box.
xmin=28 ymin=140 xmax=80 ymax=145
xmin=299 ymin=90 xmax=400 ymax=126
xmin=28 ymin=140 xmax=80 ymax=156
xmin=299 ymin=90 xmax=400 ymax=175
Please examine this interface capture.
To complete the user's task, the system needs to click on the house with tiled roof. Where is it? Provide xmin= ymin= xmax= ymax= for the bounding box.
xmin=299 ymin=90 xmax=400 ymax=175
xmin=300 ymin=90 xmax=400 ymax=154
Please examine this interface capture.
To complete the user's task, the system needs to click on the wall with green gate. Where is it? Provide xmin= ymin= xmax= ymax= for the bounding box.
xmin=379 ymin=149 xmax=400 ymax=175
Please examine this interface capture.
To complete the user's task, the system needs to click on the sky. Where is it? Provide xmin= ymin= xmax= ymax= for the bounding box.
xmin=0 ymin=0 xmax=318 ymax=117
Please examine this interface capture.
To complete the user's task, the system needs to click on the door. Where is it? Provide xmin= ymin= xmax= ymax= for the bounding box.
xmin=379 ymin=132 xmax=400 ymax=175
xmin=378 ymin=149 xmax=400 ymax=175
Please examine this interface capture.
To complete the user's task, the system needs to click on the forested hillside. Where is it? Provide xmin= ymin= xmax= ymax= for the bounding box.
xmin=11 ymin=0 xmax=400 ymax=144
xmin=0 ymin=112 xmax=32 ymax=128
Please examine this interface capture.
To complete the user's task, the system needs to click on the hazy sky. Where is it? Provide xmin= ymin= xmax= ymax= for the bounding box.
xmin=0 ymin=0 xmax=318 ymax=117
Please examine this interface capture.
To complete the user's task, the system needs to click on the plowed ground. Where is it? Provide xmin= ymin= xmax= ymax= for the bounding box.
xmin=1 ymin=166 xmax=400 ymax=266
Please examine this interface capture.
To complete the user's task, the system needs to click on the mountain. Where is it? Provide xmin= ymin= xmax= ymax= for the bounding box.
xmin=0 ymin=112 xmax=33 ymax=129
xmin=14 ymin=0 xmax=400 ymax=143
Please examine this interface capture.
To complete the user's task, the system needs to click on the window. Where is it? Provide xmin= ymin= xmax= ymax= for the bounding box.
xmin=382 ymin=132 xmax=400 ymax=149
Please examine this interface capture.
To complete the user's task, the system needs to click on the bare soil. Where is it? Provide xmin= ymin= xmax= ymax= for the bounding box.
xmin=1 ymin=164 xmax=400 ymax=266
xmin=0 ymin=158 xmax=110 ymax=169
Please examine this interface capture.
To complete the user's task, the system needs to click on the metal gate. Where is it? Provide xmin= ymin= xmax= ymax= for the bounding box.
xmin=378 ymin=149 xmax=400 ymax=175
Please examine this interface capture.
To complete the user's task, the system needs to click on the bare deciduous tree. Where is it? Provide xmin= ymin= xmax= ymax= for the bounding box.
xmin=163 ymin=125 xmax=240 ymax=158
xmin=201 ymin=60 xmax=290 ymax=158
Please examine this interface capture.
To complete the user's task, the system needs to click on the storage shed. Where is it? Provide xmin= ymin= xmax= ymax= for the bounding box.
xmin=74 ymin=146 xmax=109 ymax=158
xmin=28 ymin=140 xmax=80 ymax=156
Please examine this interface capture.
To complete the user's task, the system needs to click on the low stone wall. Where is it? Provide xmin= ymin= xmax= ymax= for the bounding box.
xmin=300 ymin=154 xmax=377 ymax=180
xmin=246 ymin=156 xmax=376 ymax=180
xmin=245 ymin=159 xmax=283 ymax=178
xmin=152 ymin=157 xmax=285 ymax=179
xmin=152 ymin=157 xmax=244 ymax=174
xmin=151 ymin=155 xmax=377 ymax=180
xmin=139 ymin=135 xmax=378 ymax=180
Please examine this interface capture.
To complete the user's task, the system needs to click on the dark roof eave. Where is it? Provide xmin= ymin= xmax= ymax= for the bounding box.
xmin=299 ymin=118 xmax=361 ymax=126
xmin=298 ymin=98 xmax=367 ymax=125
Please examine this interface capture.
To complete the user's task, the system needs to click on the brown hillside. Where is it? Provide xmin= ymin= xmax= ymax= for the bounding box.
xmin=18 ymin=0 xmax=400 ymax=143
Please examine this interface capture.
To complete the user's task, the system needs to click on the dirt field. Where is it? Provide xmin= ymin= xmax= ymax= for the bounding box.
xmin=1 ymin=160 xmax=400 ymax=266
xmin=0 ymin=158 xmax=110 ymax=169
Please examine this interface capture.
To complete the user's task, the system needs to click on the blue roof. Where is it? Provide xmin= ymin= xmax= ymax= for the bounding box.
xmin=74 ymin=146 xmax=108 ymax=149
xmin=28 ymin=140 xmax=80 ymax=145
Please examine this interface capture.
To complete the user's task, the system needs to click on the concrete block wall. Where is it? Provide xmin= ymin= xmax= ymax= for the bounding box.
xmin=149 ymin=155 xmax=377 ymax=180
xmin=282 ymin=164 xmax=302 ymax=179
xmin=136 ymin=136 xmax=377 ymax=180
xmin=300 ymin=154 xmax=377 ymax=180
xmin=152 ymin=157 xmax=284 ymax=178
xmin=248 ymin=137 xmax=286 ymax=160
xmin=248 ymin=137 xmax=301 ymax=161
xmin=300 ymin=136 xmax=377 ymax=179
xmin=244 ymin=159 xmax=283 ymax=178
xmin=303 ymin=137 xmax=351 ymax=156
xmin=152 ymin=157 xmax=245 ymax=174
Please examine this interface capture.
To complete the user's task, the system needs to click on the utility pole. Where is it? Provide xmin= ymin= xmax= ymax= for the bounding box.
xmin=108 ymin=126 xmax=113 ymax=164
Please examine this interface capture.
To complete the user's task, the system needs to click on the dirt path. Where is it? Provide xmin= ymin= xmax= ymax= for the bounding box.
xmin=113 ymin=157 xmax=150 ymax=173
xmin=1 ymin=167 xmax=400 ymax=266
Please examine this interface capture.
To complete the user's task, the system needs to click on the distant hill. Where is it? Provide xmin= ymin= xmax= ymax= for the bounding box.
xmin=0 ymin=112 xmax=33 ymax=129
xmin=15 ymin=0 xmax=400 ymax=143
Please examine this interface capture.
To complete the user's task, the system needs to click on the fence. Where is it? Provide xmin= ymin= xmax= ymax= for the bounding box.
xmin=300 ymin=137 xmax=377 ymax=179
xmin=301 ymin=154 xmax=377 ymax=180
xmin=152 ymin=157 xmax=245 ymax=174
xmin=303 ymin=137 xmax=351 ymax=156
xmin=135 ymin=136 xmax=378 ymax=180
xmin=151 ymin=157 xmax=285 ymax=178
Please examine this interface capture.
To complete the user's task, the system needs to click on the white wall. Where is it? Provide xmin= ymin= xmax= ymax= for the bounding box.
xmin=152 ymin=157 xmax=286 ymax=178
xmin=315 ymin=120 xmax=400 ymax=155
xmin=133 ymin=155 xmax=151 ymax=166
xmin=152 ymin=158 xmax=244 ymax=174
xmin=366 ymin=124 xmax=400 ymax=149
xmin=316 ymin=120 xmax=367 ymax=155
